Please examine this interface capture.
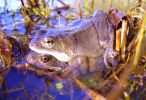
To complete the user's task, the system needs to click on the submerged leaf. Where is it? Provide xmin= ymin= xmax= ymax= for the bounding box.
xmin=56 ymin=82 xmax=63 ymax=89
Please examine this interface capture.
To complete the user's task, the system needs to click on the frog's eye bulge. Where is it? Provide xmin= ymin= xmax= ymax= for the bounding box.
xmin=41 ymin=37 xmax=54 ymax=48
xmin=40 ymin=55 xmax=52 ymax=63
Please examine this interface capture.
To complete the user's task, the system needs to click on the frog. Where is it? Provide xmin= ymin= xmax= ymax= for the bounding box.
xmin=29 ymin=10 xmax=118 ymax=75
xmin=26 ymin=52 xmax=84 ymax=78
xmin=27 ymin=51 xmax=112 ymax=79
xmin=26 ymin=51 xmax=68 ymax=71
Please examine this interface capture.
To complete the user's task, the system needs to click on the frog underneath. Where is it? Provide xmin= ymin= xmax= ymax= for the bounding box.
xmin=27 ymin=51 xmax=113 ymax=79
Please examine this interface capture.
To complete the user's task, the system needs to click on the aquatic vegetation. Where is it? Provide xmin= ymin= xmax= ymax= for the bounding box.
xmin=0 ymin=0 xmax=146 ymax=100
xmin=133 ymin=12 xmax=146 ymax=67
xmin=56 ymin=82 xmax=63 ymax=89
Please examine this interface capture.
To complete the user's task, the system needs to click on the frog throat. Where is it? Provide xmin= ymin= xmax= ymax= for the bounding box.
xmin=56 ymin=30 xmax=74 ymax=57
xmin=34 ymin=46 xmax=71 ymax=62
xmin=53 ymin=38 xmax=73 ymax=62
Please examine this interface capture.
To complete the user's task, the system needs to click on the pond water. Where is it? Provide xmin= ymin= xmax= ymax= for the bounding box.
xmin=1 ymin=67 xmax=90 ymax=100
xmin=0 ymin=1 xmax=94 ymax=100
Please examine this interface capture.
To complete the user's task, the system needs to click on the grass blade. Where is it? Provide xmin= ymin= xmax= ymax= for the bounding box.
xmin=133 ymin=12 xmax=146 ymax=67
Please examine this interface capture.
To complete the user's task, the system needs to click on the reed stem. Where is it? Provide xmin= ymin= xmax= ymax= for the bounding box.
xmin=116 ymin=30 xmax=121 ymax=52
xmin=121 ymin=20 xmax=128 ymax=62
xmin=133 ymin=12 xmax=146 ymax=67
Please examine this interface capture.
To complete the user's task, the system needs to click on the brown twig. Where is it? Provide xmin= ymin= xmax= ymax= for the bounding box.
xmin=60 ymin=14 xmax=76 ymax=20
xmin=17 ymin=63 xmax=65 ymax=79
xmin=57 ymin=0 xmax=67 ymax=6
xmin=20 ymin=0 xmax=25 ymax=6
xmin=75 ymin=79 xmax=106 ymax=100
xmin=97 ymin=64 xmax=126 ymax=89
xmin=78 ymin=3 xmax=83 ymax=18
xmin=121 ymin=20 xmax=128 ymax=62
xmin=51 ymin=5 xmax=70 ymax=11
xmin=106 ymin=64 xmax=134 ymax=100
xmin=116 ymin=30 xmax=121 ymax=52
xmin=127 ymin=34 xmax=139 ymax=52
xmin=2 ymin=87 xmax=24 ymax=94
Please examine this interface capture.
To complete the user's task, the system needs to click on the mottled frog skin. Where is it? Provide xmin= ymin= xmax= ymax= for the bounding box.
xmin=29 ymin=10 xmax=117 ymax=69
xmin=26 ymin=51 xmax=112 ymax=79
xmin=26 ymin=51 xmax=68 ymax=70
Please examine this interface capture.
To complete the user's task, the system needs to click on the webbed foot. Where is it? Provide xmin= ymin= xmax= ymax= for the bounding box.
xmin=104 ymin=48 xmax=119 ymax=69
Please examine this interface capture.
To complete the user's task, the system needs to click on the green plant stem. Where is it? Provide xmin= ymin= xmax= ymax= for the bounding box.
xmin=91 ymin=0 xmax=94 ymax=14
xmin=133 ymin=12 xmax=146 ymax=67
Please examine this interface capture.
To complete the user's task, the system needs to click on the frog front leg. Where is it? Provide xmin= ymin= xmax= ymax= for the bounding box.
xmin=61 ymin=56 xmax=88 ymax=78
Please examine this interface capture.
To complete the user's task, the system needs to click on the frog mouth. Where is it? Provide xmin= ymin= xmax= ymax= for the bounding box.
xmin=48 ymin=51 xmax=71 ymax=62
xmin=29 ymin=44 xmax=71 ymax=62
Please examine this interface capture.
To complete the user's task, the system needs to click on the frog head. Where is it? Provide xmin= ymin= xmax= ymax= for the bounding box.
xmin=26 ymin=51 xmax=67 ymax=70
xmin=29 ymin=29 xmax=71 ymax=62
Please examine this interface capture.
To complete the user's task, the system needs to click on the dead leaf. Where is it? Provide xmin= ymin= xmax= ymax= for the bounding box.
xmin=0 ymin=31 xmax=12 ymax=68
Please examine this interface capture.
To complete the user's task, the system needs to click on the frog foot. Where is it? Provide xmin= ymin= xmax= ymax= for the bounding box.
xmin=61 ymin=65 xmax=80 ymax=78
xmin=104 ymin=48 xmax=119 ymax=69
xmin=104 ymin=57 xmax=111 ymax=69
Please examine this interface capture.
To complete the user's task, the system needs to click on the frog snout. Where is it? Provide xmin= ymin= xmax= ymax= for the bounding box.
xmin=29 ymin=41 xmax=39 ymax=50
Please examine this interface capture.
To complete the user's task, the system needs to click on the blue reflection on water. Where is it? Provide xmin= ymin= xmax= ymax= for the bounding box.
xmin=0 ymin=1 xmax=91 ymax=100
xmin=1 ymin=67 xmax=90 ymax=100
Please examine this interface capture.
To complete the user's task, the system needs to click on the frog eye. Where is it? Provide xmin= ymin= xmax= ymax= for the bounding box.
xmin=31 ymin=56 xmax=35 ymax=60
xmin=40 ymin=55 xmax=52 ymax=63
xmin=42 ymin=37 xmax=54 ymax=47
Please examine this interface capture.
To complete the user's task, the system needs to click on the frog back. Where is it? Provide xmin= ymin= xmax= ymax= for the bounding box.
xmin=93 ymin=10 xmax=115 ymax=48
xmin=59 ymin=10 xmax=115 ymax=57
xmin=60 ymin=19 xmax=105 ymax=57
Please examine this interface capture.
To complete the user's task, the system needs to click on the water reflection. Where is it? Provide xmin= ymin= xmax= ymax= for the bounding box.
xmin=0 ymin=0 xmax=138 ymax=13
xmin=1 ymin=67 xmax=91 ymax=100
xmin=1 ymin=12 xmax=26 ymax=35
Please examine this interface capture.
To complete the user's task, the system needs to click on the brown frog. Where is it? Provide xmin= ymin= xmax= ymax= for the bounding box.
xmin=26 ymin=51 xmax=68 ymax=71
xmin=27 ymin=51 xmax=112 ymax=79
xmin=29 ymin=10 xmax=118 ymax=75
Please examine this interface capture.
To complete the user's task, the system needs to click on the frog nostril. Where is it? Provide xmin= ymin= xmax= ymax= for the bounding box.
xmin=31 ymin=57 xmax=35 ymax=60
xmin=34 ymin=42 xmax=39 ymax=46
